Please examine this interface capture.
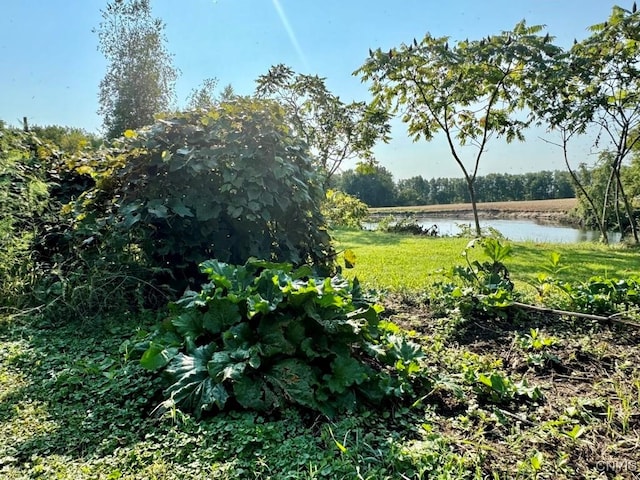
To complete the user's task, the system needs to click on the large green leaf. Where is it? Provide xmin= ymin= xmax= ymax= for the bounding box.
xmin=146 ymin=199 xmax=169 ymax=218
xmin=246 ymin=294 xmax=271 ymax=318
xmin=324 ymin=355 xmax=371 ymax=394
xmin=140 ymin=342 xmax=180 ymax=370
xmin=221 ymin=361 xmax=247 ymax=381
xmin=221 ymin=322 xmax=253 ymax=350
xmin=257 ymin=316 xmax=296 ymax=357
xmin=255 ymin=271 xmax=287 ymax=306
xmin=202 ymin=299 xmax=241 ymax=333
xmin=266 ymin=359 xmax=318 ymax=409
xmin=167 ymin=198 xmax=194 ymax=217
xmin=386 ymin=334 xmax=425 ymax=364
xmin=195 ymin=202 xmax=221 ymax=222
xmin=233 ymin=376 xmax=278 ymax=410
xmin=171 ymin=310 xmax=204 ymax=342
xmin=164 ymin=344 xmax=228 ymax=415
xmin=200 ymin=260 xmax=236 ymax=289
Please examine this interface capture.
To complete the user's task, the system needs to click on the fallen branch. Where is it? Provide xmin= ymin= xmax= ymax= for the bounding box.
xmin=494 ymin=407 xmax=536 ymax=427
xmin=511 ymin=301 xmax=640 ymax=328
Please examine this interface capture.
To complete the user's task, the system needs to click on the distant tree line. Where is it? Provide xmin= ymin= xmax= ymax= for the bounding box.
xmin=334 ymin=164 xmax=575 ymax=207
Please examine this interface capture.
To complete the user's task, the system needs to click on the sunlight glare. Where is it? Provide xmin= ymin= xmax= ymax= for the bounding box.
xmin=271 ymin=0 xmax=310 ymax=71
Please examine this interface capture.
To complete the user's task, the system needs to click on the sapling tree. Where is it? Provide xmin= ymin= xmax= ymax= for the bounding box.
xmin=522 ymin=43 xmax=612 ymax=240
xmin=570 ymin=5 xmax=640 ymax=242
xmin=256 ymin=64 xmax=390 ymax=187
xmin=528 ymin=5 xmax=640 ymax=243
xmin=356 ymin=22 xmax=561 ymax=236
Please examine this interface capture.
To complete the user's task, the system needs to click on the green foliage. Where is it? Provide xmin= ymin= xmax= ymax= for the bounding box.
xmin=357 ymin=21 xmax=562 ymax=235
xmin=433 ymin=238 xmax=516 ymax=318
xmin=0 ymin=123 xmax=94 ymax=308
xmin=473 ymin=370 xmax=542 ymax=404
xmin=96 ymin=0 xmax=177 ymax=138
xmin=0 ymin=307 xmax=471 ymax=480
xmin=186 ymin=77 xmax=220 ymax=110
xmin=549 ymin=275 xmax=640 ymax=316
xmin=337 ymin=162 xmax=397 ymax=207
xmin=361 ymin=170 xmax=575 ymax=208
xmin=321 ymin=189 xmax=369 ymax=229
xmin=138 ymin=259 xmax=427 ymax=416
xmin=516 ymin=328 xmax=560 ymax=369
xmin=528 ymin=5 xmax=640 ymax=243
xmin=0 ymin=120 xmax=143 ymax=321
xmin=256 ymin=64 xmax=390 ymax=186
xmin=73 ymin=98 xmax=334 ymax=291
xmin=376 ymin=216 xmax=439 ymax=236
xmin=30 ymin=125 xmax=103 ymax=154
xmin=0 ymin=128 xmax=48 ymax=303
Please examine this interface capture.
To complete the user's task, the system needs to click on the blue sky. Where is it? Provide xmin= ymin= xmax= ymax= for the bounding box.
xmin=0 ymin=0 xmax=625 ymax=179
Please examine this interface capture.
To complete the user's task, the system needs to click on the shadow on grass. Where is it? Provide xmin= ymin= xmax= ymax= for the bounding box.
xmin=0 ymin=315 xmax=162 ymax=465
xmin=330 ymin=227 xmax=408 ymax=246
xmin=510 ymin=243 xmax=640 ymax=282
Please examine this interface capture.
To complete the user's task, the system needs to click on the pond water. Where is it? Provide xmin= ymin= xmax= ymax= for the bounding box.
xmin=366 ymin=216 xmax=622 ymax=244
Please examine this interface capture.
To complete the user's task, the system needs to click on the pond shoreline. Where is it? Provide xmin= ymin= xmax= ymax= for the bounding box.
xmin=369 ymin=198 xmax=580 ymax=225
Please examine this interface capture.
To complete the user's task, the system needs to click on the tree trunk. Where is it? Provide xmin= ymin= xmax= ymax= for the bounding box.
xmin=614 ymin=180 xmax=625 ymax=241
xmin=562 ymin=143 xmax=609 ymax=243
xmin=615 ymin=169 xmax=639 ymax=243
xmin=465 ymin=176 xmax=482 ymax=237
xmin=600 ymin=165 xmax=616 ymax=243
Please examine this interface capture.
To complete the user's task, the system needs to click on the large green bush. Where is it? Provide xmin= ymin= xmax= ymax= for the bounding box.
xmin=136 ymin=259 xmax=427 ymax=417
xmin=73 ymin=97 xmax=334 ymax=290
xmin=0 ymin=127 xmax=47 ymax=304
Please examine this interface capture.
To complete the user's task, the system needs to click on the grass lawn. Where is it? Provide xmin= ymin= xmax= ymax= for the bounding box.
xmin=333 ymin=227 xmax=640 ymax=290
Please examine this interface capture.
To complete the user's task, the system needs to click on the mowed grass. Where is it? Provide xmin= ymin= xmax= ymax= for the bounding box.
xmin=332 ymin=227 xmax=640 ymax=290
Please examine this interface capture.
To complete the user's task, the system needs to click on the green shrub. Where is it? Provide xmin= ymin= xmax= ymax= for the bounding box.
xmin=137 ymin=259 xmax=428 ymax=417
xmin=376 ymin=216 xmax=439 ymax=236
xmin=321 ymin=189 xmax=369 ymax=228
xmin=72 ymin=97 xmax=334 ymax=291
xmin=0 ymin=125 xmax=62 ymax=306
xmin=0 ymin=122 xmax=154 ymax=318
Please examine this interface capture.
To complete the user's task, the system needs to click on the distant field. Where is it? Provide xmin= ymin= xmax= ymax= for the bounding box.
xmin=369 ymin=198 xmax=578 ymax=215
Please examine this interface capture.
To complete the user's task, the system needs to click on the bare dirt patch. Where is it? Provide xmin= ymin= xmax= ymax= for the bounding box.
xmin=382 ymin=293 xmax=640 ymax=479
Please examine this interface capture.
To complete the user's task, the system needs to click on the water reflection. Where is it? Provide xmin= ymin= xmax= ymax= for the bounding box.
xmin=367 ymin=216 xmax=622 ymax=244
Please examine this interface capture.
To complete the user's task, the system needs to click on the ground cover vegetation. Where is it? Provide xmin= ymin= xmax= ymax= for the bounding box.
xmin=2 ymin=1 xmax=640 ymax=478
xmin=2 ymin=222 xmax=640 ymax=478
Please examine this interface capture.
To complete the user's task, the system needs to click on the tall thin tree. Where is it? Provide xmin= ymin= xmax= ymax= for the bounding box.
xmin=357 ymin=23 xmax=561 ymax=236
xmin=96 ymin=0 xmax=177 ymax=139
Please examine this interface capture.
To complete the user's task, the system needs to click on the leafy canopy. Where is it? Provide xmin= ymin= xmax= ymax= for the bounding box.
xmin=72 ymin=97 xmax=334 ymax=289
xmin=356 ymin=22 xmax=561 ymax=235
xmin=256 ymin=64 xmax=390 ymax=186
xmin=529 ymin=5 xmax=640 ymax=243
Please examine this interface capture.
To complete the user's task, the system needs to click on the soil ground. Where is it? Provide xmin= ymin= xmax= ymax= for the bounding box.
xmin=382 ymin=292 xmax=640 ymax=479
